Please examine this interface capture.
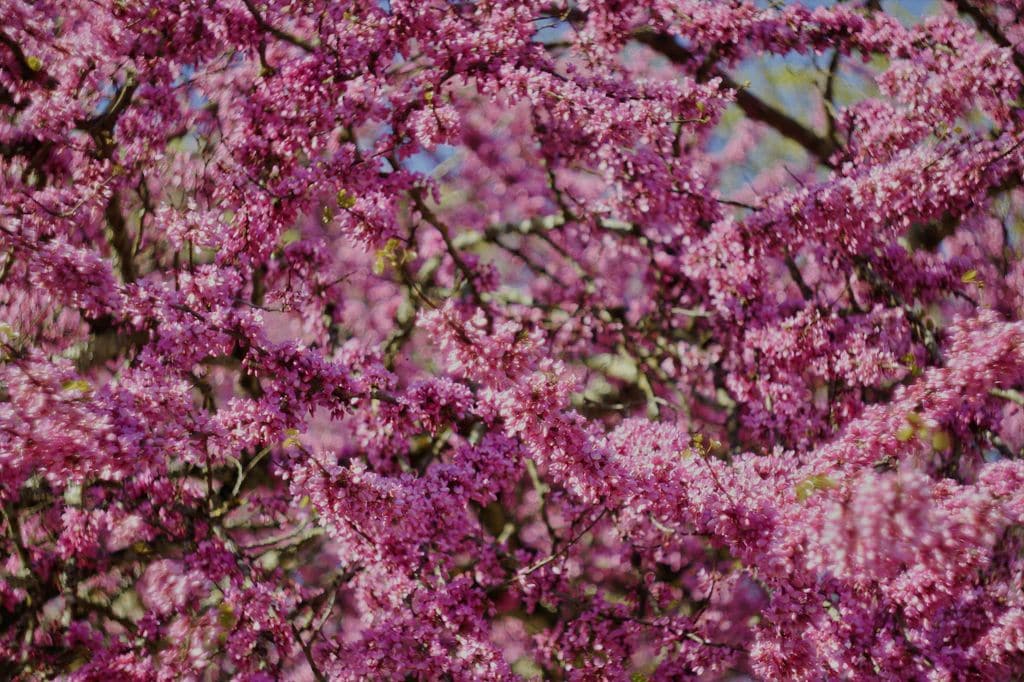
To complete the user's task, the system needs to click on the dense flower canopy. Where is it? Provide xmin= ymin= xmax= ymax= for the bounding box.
xmin=4 ymin=0 xmax=1024 ymax=679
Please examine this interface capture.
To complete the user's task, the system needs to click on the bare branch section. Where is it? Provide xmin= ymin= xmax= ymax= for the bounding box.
xmin=954 ymin=0 xmax=1024 ymax=76
xmin=241 ymin=0 xmax=316 ymax=53
xmin=634 ymin=31 xmax=838 ymax=165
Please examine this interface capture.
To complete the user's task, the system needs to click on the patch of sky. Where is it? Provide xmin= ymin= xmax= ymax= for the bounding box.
xmin=402 ymin=144 xmax=460 ymax=177
xmin=710 ymin=0 xmax=938 ymax=195
xmin=756 ymin=0 xmax=934 ymax=16
xmin=533 ymin=18 xmax=571 ymax=46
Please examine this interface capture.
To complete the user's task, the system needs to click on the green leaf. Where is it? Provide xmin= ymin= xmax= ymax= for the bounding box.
xmin=373 ymin=238 xmax=405 ymax=275
xmin=336 ymin=189 xmax=357 ymax=209
xmin=62 ymin=379 xmax=91 ymax=394
xmin=795 ymin=474 xmax=837 ymax=502
xmin=931 ymin=430 xmax=951 ymax=452
xmin=373 ymin=252 xmax=388 ymax=276
xmin=895 ymin=423 xmax=915 ymax=442
xmin=217 ymin=602 xmax=236 ymax=628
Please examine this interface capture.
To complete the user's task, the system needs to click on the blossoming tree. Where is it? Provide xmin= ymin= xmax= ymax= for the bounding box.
xmin=4 ymin=0 xmax=1024 ymax=678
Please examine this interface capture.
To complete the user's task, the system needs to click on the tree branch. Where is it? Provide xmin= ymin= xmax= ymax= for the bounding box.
xmin=634 ymin=31 xmax=837 ymax=166
xmin=241 ymin=0 xmax=316 ymax=53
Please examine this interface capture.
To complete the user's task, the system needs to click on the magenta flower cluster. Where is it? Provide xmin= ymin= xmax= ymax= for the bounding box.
xmin=4 ymin=0 xmax=1024 ymax=679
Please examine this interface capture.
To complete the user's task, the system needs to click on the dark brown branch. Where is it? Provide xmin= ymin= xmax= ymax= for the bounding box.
xmin=954 ymin=1 xmax=1024 ymax=76
xmin=241 ymin=0 xmax=316 ymax=53
xmin=0 ymin=31 xmax=57 ymax=89
xmin=104 ymin=190 xmax=137 ymax=283
xmin=77 ymin=78 xmax=138 ymax=145
xmin=634 ymin=31 xmax=838 ymax=166
xmin=822 ymin=49 xmax=841 ymax=147
xmin=410 ymin=190 xmax=487 ymax=309
xmin=785 ymin=256 xmax=814 ymax=302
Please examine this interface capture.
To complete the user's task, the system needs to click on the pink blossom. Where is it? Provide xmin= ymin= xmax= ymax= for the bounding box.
xmin=5 ymin=0 xmax=1024 ymax=678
